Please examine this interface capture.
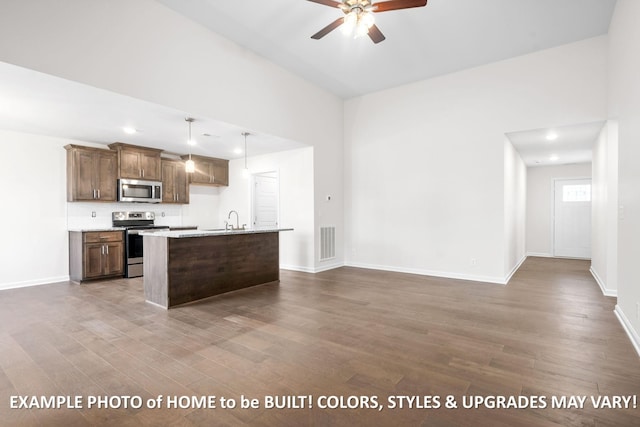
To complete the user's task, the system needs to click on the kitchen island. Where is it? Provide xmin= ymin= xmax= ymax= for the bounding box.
xmin=142 ymin=228 xmax=292 ymax=308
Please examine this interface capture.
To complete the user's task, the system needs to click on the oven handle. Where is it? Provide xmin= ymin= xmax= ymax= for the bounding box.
xmin=127 ymin=228 xmax=170 ymax=235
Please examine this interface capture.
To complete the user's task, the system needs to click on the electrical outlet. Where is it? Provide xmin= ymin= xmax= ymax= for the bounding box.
xmin=91 ymin=211 xmax=96 ymax=218
xmin=470 ymin=258 xmax=477 ymax=266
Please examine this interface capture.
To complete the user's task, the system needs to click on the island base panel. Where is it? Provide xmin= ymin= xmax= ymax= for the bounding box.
xmin=150 ymin=233 xmax=280 ymax=308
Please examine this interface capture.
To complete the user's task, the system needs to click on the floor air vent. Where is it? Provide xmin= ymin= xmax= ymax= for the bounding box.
xmin=320 ymin=227 xmax=336 ymax=260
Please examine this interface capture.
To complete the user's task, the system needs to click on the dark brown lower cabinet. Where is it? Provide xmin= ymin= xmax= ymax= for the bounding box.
xmin=69 ymin=231 xmax=124 ymax=282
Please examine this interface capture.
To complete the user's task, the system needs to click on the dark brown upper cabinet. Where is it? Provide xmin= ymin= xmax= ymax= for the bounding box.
xmin=161 ymin=159 xmax=189 ymax=204
xmin=65 ymin=145 xmax=117 ymax=202
xmin=108 ymin=143 xmax=162 ymax=180
xmin=180 ymin=154 xmax=229 ymax=186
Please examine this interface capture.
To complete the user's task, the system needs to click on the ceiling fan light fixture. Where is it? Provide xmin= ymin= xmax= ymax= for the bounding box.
xmin=342 ymin=7 xmax=374 ymax=38
xmin=361 ymin=11 xmax=375 ymax=28
xmin=342 ymin=11 xmax=358 ymax=35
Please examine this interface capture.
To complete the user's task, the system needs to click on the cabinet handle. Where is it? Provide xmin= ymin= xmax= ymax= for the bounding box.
xmin=97 ymin=189 xmax=100 ymax=199
xmin=93 ymin=189 xmax=97 ymax=199
xmin=105 ymin=245 xmax=109 ymax=255
xmin=176 ymin=194 xmax=179 ymax=202
xmin=101 ymin=245 xmax=104 ymax=255
xmin=142 ymin=169 xmax=145 ymax=178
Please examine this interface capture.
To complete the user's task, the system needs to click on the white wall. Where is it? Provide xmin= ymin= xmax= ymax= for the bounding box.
xmin=0 ymin=0 xmax=343 ymax=271
xmin=526 ymin=163 xmax=592 ymax=257
xmin=591 ymin=121 xmax=618 ymax=296
xmin=608 ymin=0 xmax=640 ymax=354
xmin=216 ymin=147 xmax=316 ymax=270
xmin=503 ymin=139 xmax=527 ymax=281
xmin=0 ymin=130 xmax=68 ymax=289
xmin=344 ymin=37 xmax=607 ymax=284
xmin=181 ymin=186 xmax=221 ymax=230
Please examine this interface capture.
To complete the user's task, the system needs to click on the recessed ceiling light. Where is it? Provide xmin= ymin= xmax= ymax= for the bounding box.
xmin=187 ymin=139 xmax=197 ymax=146
xmin=546 ymin=132 xmax=558 ymax=141
xmin=123 ymin=126 xmax=137 ymax=135
xmin=234 ymin=148 xmax=242 ymax=155
xmin=550 ymin=155 xmax=559 ymax=161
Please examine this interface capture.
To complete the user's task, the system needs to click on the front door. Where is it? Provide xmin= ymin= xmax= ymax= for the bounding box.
xmin=554 ymin=178 xmax=592 ymax=259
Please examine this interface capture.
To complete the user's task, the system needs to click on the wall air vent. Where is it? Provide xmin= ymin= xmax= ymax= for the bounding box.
xmin=320 ymin=226 xmax=336 ymax=261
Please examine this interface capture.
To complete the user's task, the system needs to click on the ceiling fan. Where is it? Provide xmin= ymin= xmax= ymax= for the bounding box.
xmin=308 ymin=0 xmax=428 ymax=44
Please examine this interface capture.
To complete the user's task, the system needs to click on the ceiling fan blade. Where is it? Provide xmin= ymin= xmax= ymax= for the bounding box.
xmin=311 ymin=17 xmax=345 ymax=40
xmin=373 ymin=0 xmax=427 ymax=13
xmin=368 ymin=24 xmax=386 ymax=43
xmin=307 ymin=0 xmax=345 ymax=9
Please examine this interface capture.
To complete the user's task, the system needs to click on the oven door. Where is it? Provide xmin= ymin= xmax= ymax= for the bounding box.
xmin=125 ymin=229 xmax=146 ymax=278
xmin=125 ymin=228 xmax=169 ymax=278
xmin=126 ymin=230 xmax=145 ymax=264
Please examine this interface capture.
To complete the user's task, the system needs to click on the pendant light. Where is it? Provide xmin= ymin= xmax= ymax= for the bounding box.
xmin=241 ymin=132 xmax=250 ymax=178
xmin=185 ymin=117 xmax=195 ymax=173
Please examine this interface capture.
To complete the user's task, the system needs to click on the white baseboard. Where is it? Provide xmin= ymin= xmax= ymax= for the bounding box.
xmin=0 ymin=275 xmax=70 ymax=291
xmin=614 ymin=305 xmax=640 ymax=358
xmin=280 ymin=264 xmax=316 ymax=273
xmin=313 ymin=261 xmax=345 ymax=273
xmin=526 ymin=252 xmax=554 ymax=258
xmin=344 ymin=261 xmax=506 ymax=285
xmin=280 ymin=261 xmax=344 ymax=274
xmin=589 ymin=267 xmax=617 ymax=297
xmin=503 ymin=255 xmax=527 ymax=284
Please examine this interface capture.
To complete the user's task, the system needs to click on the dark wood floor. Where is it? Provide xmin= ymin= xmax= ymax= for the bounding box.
xmin=1 ymin=257 xmax=639 ymax=426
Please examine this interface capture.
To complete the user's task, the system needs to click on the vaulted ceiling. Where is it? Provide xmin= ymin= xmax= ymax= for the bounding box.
xmin=157 ymin=0 xmax=616 ymax=99
xmin=0 ymin=0 xmax=617 ymax=159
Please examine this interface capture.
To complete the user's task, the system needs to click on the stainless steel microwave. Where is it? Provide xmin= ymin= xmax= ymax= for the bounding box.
xmin=117 ymin=179 xmax=162 ymax=203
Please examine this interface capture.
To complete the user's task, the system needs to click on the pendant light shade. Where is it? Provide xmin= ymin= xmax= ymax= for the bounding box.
xmin=185 ymin=117 xmax=195 ymax=173
xmin=185 ymin=158 xmax=195 ymax=173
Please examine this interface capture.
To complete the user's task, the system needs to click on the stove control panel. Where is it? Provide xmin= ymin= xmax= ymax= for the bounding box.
xmin=112 ymin=211 xmax=155 ymax=221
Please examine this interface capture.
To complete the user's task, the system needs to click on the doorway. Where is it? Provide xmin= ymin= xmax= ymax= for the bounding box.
xmin=251 ymin=171 xmax=279 ymax=229
xmin=553 ymin=178 xmax=592 ymax=258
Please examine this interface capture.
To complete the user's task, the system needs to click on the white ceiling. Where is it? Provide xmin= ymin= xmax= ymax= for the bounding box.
xmin=0 ymin=1 xmax=616 ymax=161
xmin=0 ymin=61 xmax=306 ymax=160
xmin=156 ymin=0 xmax=617 ymax=99
xmin=506 ymin=121 xmax=605 ymax=167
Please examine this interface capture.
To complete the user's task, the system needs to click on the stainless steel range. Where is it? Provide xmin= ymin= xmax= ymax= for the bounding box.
xmin=112 ymin=211 xmax=169 ymax=278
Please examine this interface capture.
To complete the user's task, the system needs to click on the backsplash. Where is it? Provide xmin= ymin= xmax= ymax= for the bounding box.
xmin=67 ymin=202 xmax=184 ymax=230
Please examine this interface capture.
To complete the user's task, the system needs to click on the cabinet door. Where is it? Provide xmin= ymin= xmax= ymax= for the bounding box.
xmin=161 ymin=160 xmax=177 ymax=203
xmin=104 ymin=242 xmax=124 ymax=276
xmin=140 ymin=152 xmax=161 ymax=180
xmin=210 ymin=160 xmax=229 ymax=186
xmin=73 ymin=150 xmax=97 ymax=200
xmin=120 ymin=150 xmax=142 ymax=178
xmin=96 ymin=151 xmax=117 ymax=201
xmin=175 ymin=163 xmax=189 ymax=203
xmin=84 ymin=243 xmax=105 ymax=279
xmin=190 ymin=159 xmax=212 ymax=184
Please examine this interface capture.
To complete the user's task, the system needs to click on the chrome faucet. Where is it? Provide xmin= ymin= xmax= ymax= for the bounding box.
xmin=228 ymin=210 xmax=240 ymax=230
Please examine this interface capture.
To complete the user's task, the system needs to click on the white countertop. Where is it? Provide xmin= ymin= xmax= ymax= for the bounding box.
xmin=141 ymin=228 xmax=294 ymax=238
xmin=68 ymin=227 xmax=126 ymax=232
